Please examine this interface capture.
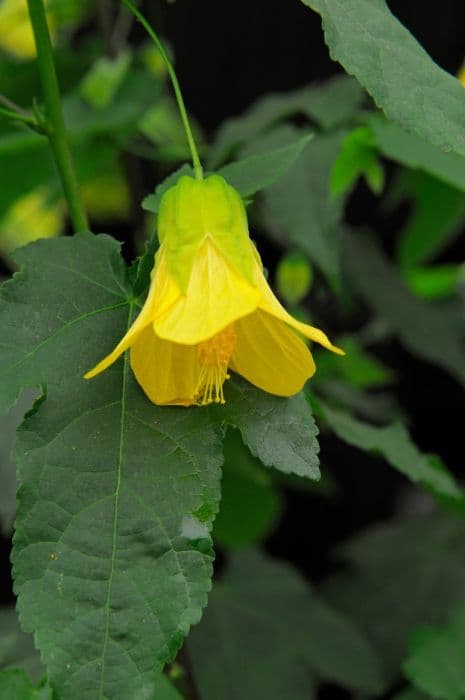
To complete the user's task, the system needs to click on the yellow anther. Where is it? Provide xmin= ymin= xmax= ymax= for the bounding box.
xmin=196 ymin=325 xmax=236 ymax=405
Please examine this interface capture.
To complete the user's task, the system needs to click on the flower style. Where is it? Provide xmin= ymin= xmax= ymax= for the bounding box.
xmin=85 ymin=174 xmax=344 ymax=406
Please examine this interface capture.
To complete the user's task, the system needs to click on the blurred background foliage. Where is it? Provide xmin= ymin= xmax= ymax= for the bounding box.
xmin=0 ymin=0 xmax=465 ymax=698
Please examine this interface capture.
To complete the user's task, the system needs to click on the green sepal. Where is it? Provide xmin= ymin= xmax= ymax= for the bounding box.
xmin=157 ymin=174 xmax=256 ymax=291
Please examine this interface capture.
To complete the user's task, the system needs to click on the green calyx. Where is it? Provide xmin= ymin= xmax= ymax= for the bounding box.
xmin=157 ymin=174 xmax=256 ymax=291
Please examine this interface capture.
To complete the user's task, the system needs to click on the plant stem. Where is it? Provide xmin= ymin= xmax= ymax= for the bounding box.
xmin=26 ymin=0 xmax=89 ymax=233
xmin=177 ymin=648 xmax=201 ymax=700
xmin=122 ymin=0 xmax=204 ymax=180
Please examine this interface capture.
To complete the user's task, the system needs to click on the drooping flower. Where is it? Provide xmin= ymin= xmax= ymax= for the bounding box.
xmin=85 ymin=174 xmax=344 ymax=406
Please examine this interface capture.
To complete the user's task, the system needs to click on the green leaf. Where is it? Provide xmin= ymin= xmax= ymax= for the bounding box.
xmin=139 ymin=98 xmax=205 ymax=164
xmin=396 ymin=173 xmax=465 ymax=268
xmin=298 ymin=74 xmax=364 ymax=131
xmin=301 ymin=0 xmax=465 ymax=156
xmin=404 ymin=605 xmax=465 ymax=700
xmin=153 ymin=675 xmax=184 ymax=700
xmin=222 ymin=376 xmax=320 ymax=480
xmin=208 ymin=74 xmax=364 ymax=168
xmin=314 ymin=335 xmax=394 ymax=390
xmin=218 ymin=133 xmax=313 ymax=199
xmin=0 ymin=607 xmax=43 ymax=681
xmin=213 ymin=430 xmax=282 ymax=549
xmin=320 ymin=402 xmax=464 ymax=504
xmin=331 ymin=126 xmax=384 ymax=196
xmin=0 ymin=391 xmax=38 ymax=533
xmin=275 ymin=249 xmax=314 ymax=306
xmin=391 ymin=688 xmax=431 ymax=700
xmin=369 ymin=116 xmax=465 ymax=194
xmin=189 ymin=550 xmax=382 ymax=698
xmin=405 ymin=265 xmax=463 ymax=301
xmin=344 ymin=233 xmax=465 ymax=387
xmin=324 ymin=513 xmax=465 ymax=689
xmin=262 ymin=129 xmax=346 ymax=284
xmin=80 ymin=51 xmax=132 ymax=111
xmin=3 ymin=235 xmax=223 ymax=699
xmin=0 ymin=668 xmax=51 ymax=700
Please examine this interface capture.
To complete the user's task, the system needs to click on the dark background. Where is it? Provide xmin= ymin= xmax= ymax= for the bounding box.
xmin=1 ymin=0 xmax=465 ymax=603
xmin=163 ymin=0 xmax=465 ymax=132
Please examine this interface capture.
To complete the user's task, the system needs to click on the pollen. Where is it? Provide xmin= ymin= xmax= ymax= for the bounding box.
xmin=196 ymin=324 xmax=237 ymax=405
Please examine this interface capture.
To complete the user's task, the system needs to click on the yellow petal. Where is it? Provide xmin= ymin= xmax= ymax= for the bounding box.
xmin=84 ymin=246 xmax=181 ymax=379
xmin=154 ymin=238 xmax=260 ymax=345
xmin=253 ymin=262 xmax=345 ymax=355
xmin=130 ymin=326 xmax=201 ymax=406
xmin=230 ymin=310 xmax=316 ymax=396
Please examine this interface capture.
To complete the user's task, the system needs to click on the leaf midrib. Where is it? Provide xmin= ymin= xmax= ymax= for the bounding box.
xmin=98 ymin=303 xmax=134 ymax=699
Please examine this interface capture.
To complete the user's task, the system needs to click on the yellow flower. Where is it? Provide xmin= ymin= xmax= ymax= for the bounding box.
xmin=0 ymin=0 xmax=55 ymax=60
xmin=85 ymin=174 xmax=344 ymax=406
xmin=0 ymin=188 xmax=64 ymax=258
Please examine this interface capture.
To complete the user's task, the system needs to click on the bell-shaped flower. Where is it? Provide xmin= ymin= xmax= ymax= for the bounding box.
xmin=85 ymin=174 xmax=344 ymax=405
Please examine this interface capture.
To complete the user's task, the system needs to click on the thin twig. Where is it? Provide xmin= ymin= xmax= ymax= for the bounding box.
xmin=0 ymin=94 xmax=32 ymax=118
xmin=111 ymin=4 xmax=134 ymax=51
xmin=98 ymin=0 xmax=117 ymax=57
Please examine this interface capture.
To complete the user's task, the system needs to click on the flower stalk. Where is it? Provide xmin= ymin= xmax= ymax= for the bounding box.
xmin=26 ymin=0 xmax=88 ymax=233
xmin=122 ymin=0 xmax=204 ymax=180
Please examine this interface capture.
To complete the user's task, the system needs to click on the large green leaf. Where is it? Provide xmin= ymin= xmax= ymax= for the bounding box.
xmin=189 ymin=550 xmax=382 ymax=699
xmin=404 ymin=605 xmax=465 ymax=700
xmin=324 ymin=513 xmax=465 ymax=689
xmin=222 ymin=377 xmax=320 ymax=480
xmin=320 ymin=402 xmax=464 ymax=506
xmin=344 ymin=234 xmax=465 ymax=387
xmin=2 ymin=235 xmax=222 ymax=700
xmin=0 ymin=604 xmax=180 ymax=699
xmin=301 ymin=0 xmax=465 ymax=156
